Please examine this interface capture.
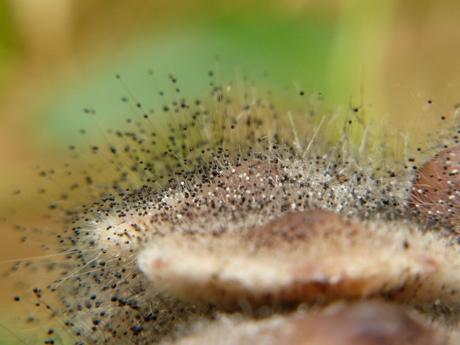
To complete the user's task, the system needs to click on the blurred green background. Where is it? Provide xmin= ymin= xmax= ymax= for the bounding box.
xmin=3 ymin=0 xmax=460 ymax=209
xmin=2 ymin=0 xmax=460 ymax=341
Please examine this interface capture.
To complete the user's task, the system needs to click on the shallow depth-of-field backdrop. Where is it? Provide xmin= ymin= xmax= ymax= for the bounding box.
xmin=1 ymin=0 xmax=460 ymax=340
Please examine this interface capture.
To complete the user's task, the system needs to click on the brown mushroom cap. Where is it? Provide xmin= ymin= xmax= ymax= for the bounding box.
xmin=409 ymin=144 xmax=460 ymax=225
xmin=173 ymin=301 xmax=447 ymax=345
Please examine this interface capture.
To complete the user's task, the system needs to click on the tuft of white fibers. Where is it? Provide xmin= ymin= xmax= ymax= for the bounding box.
xmin=4 ymin=71 xmax=460 ymax=344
